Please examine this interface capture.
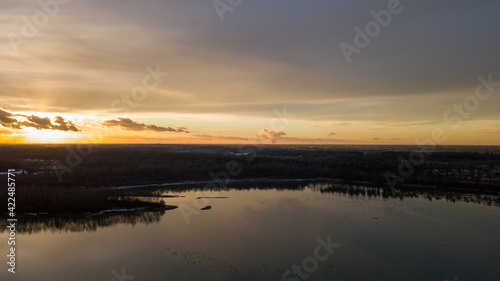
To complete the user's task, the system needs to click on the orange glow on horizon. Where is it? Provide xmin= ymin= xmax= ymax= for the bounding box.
xmin=22 ymin=128 xmax=76 ymax=143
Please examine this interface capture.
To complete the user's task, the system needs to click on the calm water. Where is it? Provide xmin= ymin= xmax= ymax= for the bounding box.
xmin=2 ymin=182 xmax=499 ymax=281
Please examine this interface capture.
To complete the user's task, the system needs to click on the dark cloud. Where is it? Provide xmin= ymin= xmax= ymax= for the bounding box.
xmin=0 ymin=108 xmax=22 ymax=129
xmin=102 ymin=118 xmax=189 ymax=133
xmin=0 ymin=108 xmax=79 ymax=131
xmin=326 ymin=132 xmax=338 ymax=137
xmin=0 ymin=108 xmax=17 ymax=124
xmin=52 ymin=116 xmax=80 ymax=132
xmin=23 ymin=115 xmax=53 ymax=130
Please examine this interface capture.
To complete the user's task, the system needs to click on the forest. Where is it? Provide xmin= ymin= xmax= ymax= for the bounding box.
xmin=0 ymin=144 xmax=499 ymax=215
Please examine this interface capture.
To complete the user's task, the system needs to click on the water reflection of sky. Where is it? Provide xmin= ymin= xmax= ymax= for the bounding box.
xmin=1 ymin=183 xmax=499 ymax=281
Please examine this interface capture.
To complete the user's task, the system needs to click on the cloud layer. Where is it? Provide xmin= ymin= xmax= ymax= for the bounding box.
xmin=2 ymin=0 xmax=499 ymax=122
xmin=1 ymin=1 xmax=499 ymax=144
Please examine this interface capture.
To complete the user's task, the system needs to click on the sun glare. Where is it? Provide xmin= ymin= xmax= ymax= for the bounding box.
xmin=23 ymin=127 xmax=75 ymax=143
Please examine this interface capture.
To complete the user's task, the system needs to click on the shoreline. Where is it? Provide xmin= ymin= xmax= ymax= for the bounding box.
xmin=10 ymin=178 xmax=500 ymax=218
xmin=18 ymin=205 xmax=178 ymax=218
xmin=97 ymin=178 xmax=318 ymax=191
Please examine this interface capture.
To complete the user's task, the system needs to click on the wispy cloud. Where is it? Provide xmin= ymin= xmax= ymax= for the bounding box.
xmin=309 ymin=122 xmax=351 ymax=128
xmin=102 ymin=118 xmax=189 ymax=133
xmin=193 ymin=134 xmax=214 ymax=139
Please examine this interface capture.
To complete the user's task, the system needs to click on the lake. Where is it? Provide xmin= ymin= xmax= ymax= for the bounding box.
xmin=1 ymin=182 xmax=499 ymax=281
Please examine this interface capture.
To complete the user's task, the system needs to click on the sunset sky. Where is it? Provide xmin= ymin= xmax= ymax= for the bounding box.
xmin=1 ymin=0 xmax=499 ymax=144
